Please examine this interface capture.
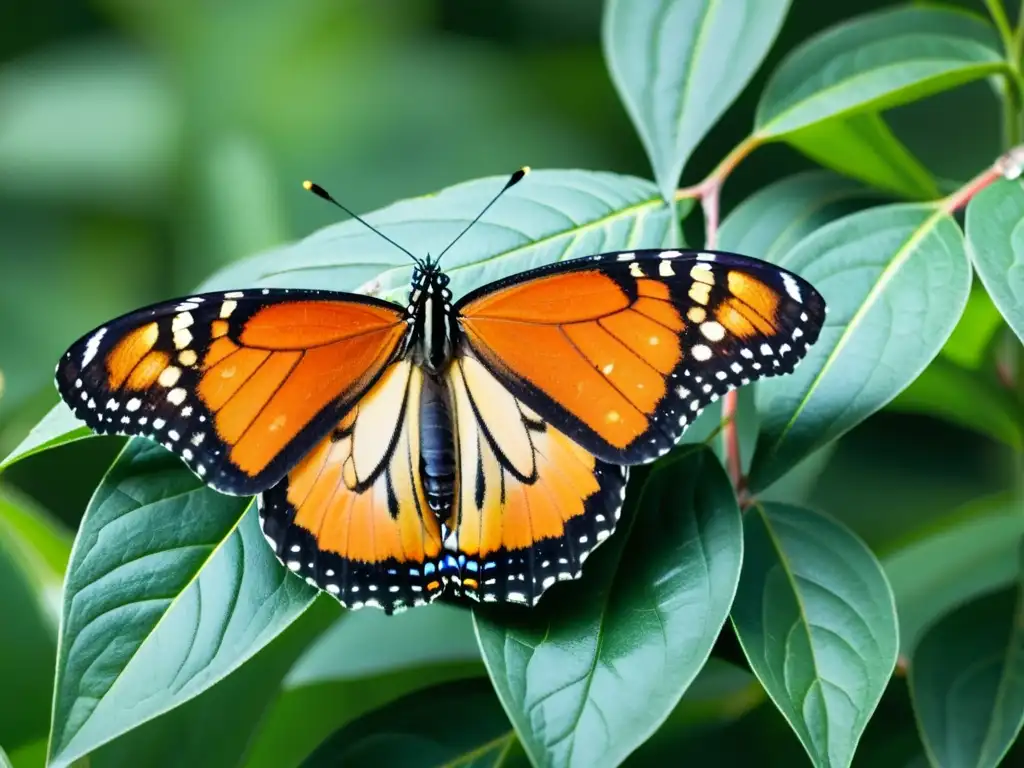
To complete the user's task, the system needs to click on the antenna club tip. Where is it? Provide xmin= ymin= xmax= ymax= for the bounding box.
xmin=302 ymin=180 xmax=314 ymax=190
xmin=521 ymin=165 xmax=531 ymax=175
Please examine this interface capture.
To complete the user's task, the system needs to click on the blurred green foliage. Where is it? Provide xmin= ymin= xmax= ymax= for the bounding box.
xmin=4 ymin=0 xmax=1024 ymax=766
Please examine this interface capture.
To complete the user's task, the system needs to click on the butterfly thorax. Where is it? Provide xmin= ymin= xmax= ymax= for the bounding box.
xmin=406 ymin=261 xmax=457 ymax=375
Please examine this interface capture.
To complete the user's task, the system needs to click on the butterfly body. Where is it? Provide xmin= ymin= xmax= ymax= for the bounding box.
xmin=56 ymin=242 xmax=826 ymax=614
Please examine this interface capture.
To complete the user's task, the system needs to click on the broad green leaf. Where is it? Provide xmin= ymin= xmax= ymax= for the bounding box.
xmin=882 ymin=493 xmax=1024 ymax=653
xmin=731 ymin=502 xmax=898 ymax=768
xmin=199 ymin=169 xmax=681 ymax=301
xmin=287 ymin=602 xmax=479 ymax=686
xmin=475 ymin=447 xmax=742 ymax=768
xmin=749 ymin=203 xmax=972 ymax=491
xmin=0 ymin=401 xmax=91 ymax=472
xmin=247 ymin=662 xmax=486 ymax=768
xmin=783 ymin=113 xmax=938 ymax=199
xmin=910 ymin=580 xmax=1024 ymax=768
xmin=966 ymin=177 xmax=1024 ymax=345
xmin=718 ymin=170 xmax=875 ymax=263
xmin=602 ymin=0 xmax=790 ymax=200
xmin=48 ymin=439 xmax=318 ymax=768
xmin=940 ymin=281 xmax=1005 ymax=369
xmin=301 ymin=678 xmax=515 ymax=767
xmin=0 ymin=510 xmax=58 ymax=753
xmin=0 ymin=745 xmax=11 ymax=768
xmin=755 ymin=7 xmax=1004 ymax=138
xmin=87 ymin=597 xmax=338 ymax=768
xmin=887 ymin=355 xmax=1024 ymax=450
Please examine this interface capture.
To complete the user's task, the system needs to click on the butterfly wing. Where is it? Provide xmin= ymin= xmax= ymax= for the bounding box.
xmin=454 ymin=248 xmax=826 ymax=465
xmin=55 ymin=288 xmax=410 ymax=495
xmin=444 ymin=353 xmax=628 ymax=606
xmin=257 ymin=360 xmax=445 ymax=613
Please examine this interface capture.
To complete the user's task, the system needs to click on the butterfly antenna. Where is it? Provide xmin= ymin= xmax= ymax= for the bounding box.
xmin=435 ymin=166 xmax=530 ymax=265
xmin=303 ymin=180 xmax=424 ymax=267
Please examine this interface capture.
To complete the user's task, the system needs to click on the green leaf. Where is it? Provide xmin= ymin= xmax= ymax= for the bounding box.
xmin=247 ymin=662 xmax=486 ymax=768
xmin=301 ymin=678 xmax=515 ymax=767
xmin=755 ymin=6 xmax=1005 ymax=138
xmin=47 ymin=439 xmax=318 ymax=768
xmin=718 ymin=170 xmax=876 ymax=262
xmin=910 ymin=578 xmax=1024 ymax=768
xmin=966 ymin=177 xmax=1024 ymax=345
xmin=0 ymin=503 xmax=59 ymax=753
xmin=199 ymin=169 xmax=681 ymax=300
xmin=887 ymin=355 xmax=1024 ymax=450
xmin=286 ymin=602 xmax=479 ymax=686
xmin=0 ymin=745 xmax=11 ymax=768
xmin=783 ymin=112 xmax=938 ymax=199
xmin=87 ymin=597 xmax=338 ymax=768
xmin=730 ymin=502 xmax=899 ymax=768
xmin=748 ymin=203 xmax=972 ymax=491
xmin=882 ymin=493 xmax=1024 ymax=653
xmin=0 ymin=401 xmax=91 ymax=472
xmin=939 ymin=280 xmax=1005 ymax=370
xmin=602 ymin=0 xmax=790 ymax=199
xmin=475 ymin=447 xmax=742 ymax=768
xmin=0 ymin=486 xmax=71 ymax=623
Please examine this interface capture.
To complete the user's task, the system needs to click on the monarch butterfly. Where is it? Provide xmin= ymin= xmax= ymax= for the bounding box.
xmin=55 ymin=168 xmax=826 ymax=614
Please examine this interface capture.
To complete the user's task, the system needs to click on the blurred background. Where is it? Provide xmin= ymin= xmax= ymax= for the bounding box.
xmin=0 ymin=0 xmax=1017 ymax=588
xmin=1 ymin=0 xmax=1022 ymax=763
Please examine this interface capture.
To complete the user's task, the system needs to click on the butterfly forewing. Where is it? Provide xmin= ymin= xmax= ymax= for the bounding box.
xmin=454 ymin=248 xmax=826 ymax=466
xmin=55 ymin=288 xmax=409 ymax=495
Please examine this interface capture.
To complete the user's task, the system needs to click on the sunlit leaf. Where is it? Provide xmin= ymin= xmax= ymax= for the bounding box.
xmin=47 ymin=440 xmax=318 ymax=768
xmin=718 ymin=170 xmax=875 ymax=262
xmin=199 ymin=169 xmax=681 ymax=300
xmin=966 ymin=177 xmax=1024 ymax=345
xmin=475 ymin=447 xmax=742 ymax=768
xmin=749 ymin=203 xmax=972 ymax=491
xmin=731 ymin=502 xmax=898 ymax=768
xmin=87 ymin=597 xmax=338 ymax=768
xmin=0 ymin=401 xmax=91 ymax=472
xmin=755 ymin=6 xmax=1004 ymax=138
xmin=286 ymin=602 xmax=479 ymax=686
xmin=602 ymin=0 xmax=790 ymax=199
xmin=301 ymin=678 xmax=516 ymax=768
xmin=910 ymin=576 xmax=1024 ymax=768
xmin=882 ymin=493 xmax=1024 ymax=653
xmin=783 ymin=112 xmax=937 ymax=199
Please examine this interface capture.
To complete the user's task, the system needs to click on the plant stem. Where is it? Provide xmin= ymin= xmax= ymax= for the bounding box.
xmin=985 ymin=0 xmax=1016 ymax=57
xmin=676 ymin=134 xmax=762 ymax=202
xmin=676 ymin=135 xmax=763 ymax=502
xmin=940 ymin=143 xmax=1024 ymax=213
xmin=984 ymin=0 xmax=1024 ymax=148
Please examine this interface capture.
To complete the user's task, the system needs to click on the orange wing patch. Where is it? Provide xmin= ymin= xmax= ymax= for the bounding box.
xmin=444 ymin=354 xmax=627 ymax=606
xmin=55 ymin=288 xmax=410 ymax=496
xmin=460 ymin=270 xmax=685 ymax=453
xmin=456 ymin=250 xmax=826 ymax=466
xmin=258 ymin=363 xmax=444 ymax=614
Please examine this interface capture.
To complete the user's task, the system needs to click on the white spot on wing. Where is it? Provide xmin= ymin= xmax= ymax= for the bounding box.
xmin=81 ymin=328 xmax=107 ymax=367
xmin=692 ymin=344 xmax=712 ymax=361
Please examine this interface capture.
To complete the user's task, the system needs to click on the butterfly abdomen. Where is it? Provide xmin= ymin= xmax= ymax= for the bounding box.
xmin=419 ymin=375 xmax=456 ymax=518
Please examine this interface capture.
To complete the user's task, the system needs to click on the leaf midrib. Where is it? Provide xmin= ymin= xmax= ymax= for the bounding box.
xmin=759 ymin=205 xmax=948 ymax=469
xmin=50 ymin=472 xmax=255 ymax=763
xmin=757 ymin=57 xmax=1005 ymax=137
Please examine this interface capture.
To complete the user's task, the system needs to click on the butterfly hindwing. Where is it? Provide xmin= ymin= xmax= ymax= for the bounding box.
xmin=55 ymin=288 xmax=409 ymax=495
xmin=444 ymin=353 xmax=628 ymax=606
xmin=454 ymin=248 xmax=826 ymax=465
xmin=257 ymin=361 xmax=445 ymax=613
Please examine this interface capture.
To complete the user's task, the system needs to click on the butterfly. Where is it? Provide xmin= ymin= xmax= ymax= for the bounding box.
xmin=55 ymin=168 xmax=826 ymax=614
